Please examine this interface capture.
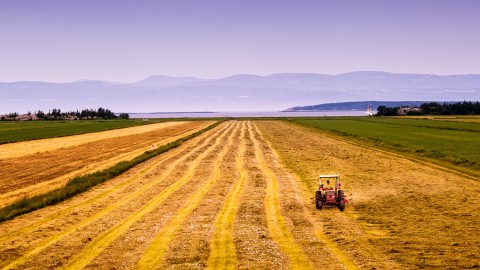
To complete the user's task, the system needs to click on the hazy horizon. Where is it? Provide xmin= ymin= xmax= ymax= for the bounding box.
xmin=1 ymin=0 xmax=480 ymax=82
xmin=4 ymin=70 xmax=480 ymax=84
xmin=2 ymin=71 xmax=479 ymax=114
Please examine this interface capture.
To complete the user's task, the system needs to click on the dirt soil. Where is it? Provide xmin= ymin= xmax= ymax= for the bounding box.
xmin=0 ymin=121 xmax=213 ymax=207
xmin=0 ymin=120 xmax=478 ymax=269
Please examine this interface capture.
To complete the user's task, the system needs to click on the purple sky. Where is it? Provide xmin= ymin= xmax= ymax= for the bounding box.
xmin=1 ymin=0 xmax=480 ymax=82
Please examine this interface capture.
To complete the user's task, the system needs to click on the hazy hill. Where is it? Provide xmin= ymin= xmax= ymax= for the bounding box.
xmin=284 ymin=101 xmax=431 ymax=111
xmin=134 ymin=75 xmax=206 ymax=88
xmin=1 ymin=72 xmax=479 ymax=113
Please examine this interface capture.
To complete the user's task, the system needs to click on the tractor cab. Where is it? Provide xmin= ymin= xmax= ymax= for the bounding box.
xmin=315 ymin=174 xmax=346 ymax=211
xmin=319 ymin=174 xmax=340 ymax=192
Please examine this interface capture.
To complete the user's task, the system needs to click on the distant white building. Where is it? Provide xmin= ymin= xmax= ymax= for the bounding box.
xmin=397 ymin=106 xmax=422 ymax=115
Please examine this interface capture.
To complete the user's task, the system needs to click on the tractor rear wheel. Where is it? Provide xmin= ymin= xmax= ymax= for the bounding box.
xmin=316 ymin=200 xmax=323 ymax=210
xmin=338 ymin=200 xmax=345 ymax=211
xmin=315 ymin=190 xmax=323 ymax=210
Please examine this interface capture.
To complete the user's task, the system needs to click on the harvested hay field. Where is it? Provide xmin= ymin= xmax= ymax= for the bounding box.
xmin=0 ymin=121 xmax=191 ymax=159
xmin=0 ymin=120 xmax=478 ymax=269
xmin=0 ymin=121 xmax=213 ymax=207
xmin=257 ymin=120 xmax=480 ymax=269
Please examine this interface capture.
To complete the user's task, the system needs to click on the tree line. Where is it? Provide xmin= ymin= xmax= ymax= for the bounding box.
xmin=376 ymin=101 xmax=480 ymax=116
xmin=1 ymin=108 xmax=129 ymax=120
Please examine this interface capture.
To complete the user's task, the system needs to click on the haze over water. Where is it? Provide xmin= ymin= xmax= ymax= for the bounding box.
xmin=130 ymin=111 xmax=370 ymax=119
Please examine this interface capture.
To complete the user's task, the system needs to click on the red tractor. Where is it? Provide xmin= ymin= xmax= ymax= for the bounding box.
xmin=315 ymin=174 xmax=347 ymax=211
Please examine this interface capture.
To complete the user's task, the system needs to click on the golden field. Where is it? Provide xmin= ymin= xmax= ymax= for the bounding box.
xmin=0 ymin=120 xmax=478 ymax=269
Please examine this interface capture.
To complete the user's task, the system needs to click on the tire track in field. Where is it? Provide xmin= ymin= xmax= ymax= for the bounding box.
xmin=0 ymin=122 xmax=232 ymax=270
xmin=249 ymin=122 xmax=313 ymax=270
xmin=135 ymin=122 xmax=240 ymax=269
xmin=206 ymin=122 xmax=247 ymax=269
xmin=0 ymin=122 xmax=227 ymax=245
xmin=60 ymin=122 xmax=238 ymax=270
xmin=253 ymin=122 xmax=359 ymax=270
xmin=0 ymin=123 xmax=210 ymax=208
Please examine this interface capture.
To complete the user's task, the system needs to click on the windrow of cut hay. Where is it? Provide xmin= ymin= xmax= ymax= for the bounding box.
xmin=0 ymin=121 xmax=221 ymax=222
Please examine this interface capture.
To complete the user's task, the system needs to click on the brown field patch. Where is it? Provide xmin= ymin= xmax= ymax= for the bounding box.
xmin=0 ymin=122 xmax=188 ymax=159
xmin=0 ymin=121 xmax=213 ymax=206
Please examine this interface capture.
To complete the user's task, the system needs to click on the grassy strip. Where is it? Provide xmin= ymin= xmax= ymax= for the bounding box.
xmin=0 ymin=121 xmax=222 ymax=222
xmin=352 ymin=117 xmax=480 ymax=133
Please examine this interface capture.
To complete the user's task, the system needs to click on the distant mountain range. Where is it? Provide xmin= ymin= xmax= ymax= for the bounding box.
xmin=1 ymin=71 xmax=479 ymax=113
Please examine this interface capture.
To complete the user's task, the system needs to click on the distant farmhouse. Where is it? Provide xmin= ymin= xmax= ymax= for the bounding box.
xmin=397 ymin=106 xmax=422 ymax=116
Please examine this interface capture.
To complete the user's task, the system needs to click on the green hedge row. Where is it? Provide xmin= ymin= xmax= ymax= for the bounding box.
xmin=0 ymin=121 xmax=222 ymax=222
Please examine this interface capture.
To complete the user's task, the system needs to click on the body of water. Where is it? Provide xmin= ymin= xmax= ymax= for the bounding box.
xmin=129 ymin=110 xmax=373 ymax=118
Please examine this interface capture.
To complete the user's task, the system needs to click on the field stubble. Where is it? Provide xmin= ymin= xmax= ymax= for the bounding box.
xmin=2 ymin=120 xmax=474 ymax=269
xmin=0 ymin=121 xmax=233 ymax=269
xmin=257 ymin=120 xmax=480 ymax=269
xmin=0 ymin=120 xmax=362 ymax=269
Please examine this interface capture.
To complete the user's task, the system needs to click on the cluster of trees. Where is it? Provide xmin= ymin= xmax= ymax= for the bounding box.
xmin=36 ymin=108 xmax=129 ymax=119
xmin=376 ymin=101 xmax=480 ymax=116
xmin=419 ymin=102 xmax=480 ymax=115
xmin=376 ymin=106 xmax=401 ymax=116
xmin=1 ymin=108 xmax=129 ymax=120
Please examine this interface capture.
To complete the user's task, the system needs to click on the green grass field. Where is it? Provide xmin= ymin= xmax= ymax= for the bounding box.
xmin=289 ymin=117 xmax=480 ymax=173
xmin=0 ymin=120 xmax=153 ymax=144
